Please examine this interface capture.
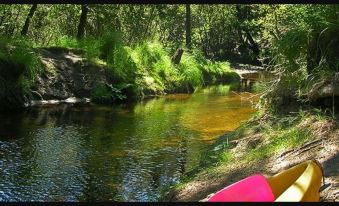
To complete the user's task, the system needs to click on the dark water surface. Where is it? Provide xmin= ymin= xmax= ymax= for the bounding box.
xmin=0 ymin=85 xmax=257 ymax=201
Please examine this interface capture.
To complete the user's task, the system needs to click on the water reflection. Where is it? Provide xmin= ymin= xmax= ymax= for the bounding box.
xmin=0 ymin=84 xmax=257 ymax=201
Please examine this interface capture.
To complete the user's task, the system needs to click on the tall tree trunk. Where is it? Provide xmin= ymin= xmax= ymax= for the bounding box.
xmin=21 ymin=4 xmax=37 ymax=36
xmin=235 ymin=5 xmax=260 ymax=63
xmin=244 ymin=30 xmax=260 ymax=56
xmin=185 ymin=4 xmax=191 ymax=50
xmin=171 ymin=48 xmax=184 ymax=64
xmin=77 ymin=4 xmax=88 ymax=39
xmin=306 ymin=31 xmax=322 ymax=74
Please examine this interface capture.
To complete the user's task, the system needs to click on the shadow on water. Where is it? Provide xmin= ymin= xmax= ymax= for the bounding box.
xmin=0 ymin=84 xmax=257 ymax=201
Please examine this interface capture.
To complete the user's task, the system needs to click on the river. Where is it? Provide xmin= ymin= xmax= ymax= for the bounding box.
xmin=0 ymin=84 xmax=257 ymax=201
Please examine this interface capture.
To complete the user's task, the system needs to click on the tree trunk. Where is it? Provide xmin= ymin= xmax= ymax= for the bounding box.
xmin=244 ymin=30 xmax=260 ymax=56
xmin=77 ymin=4 xmax=89 ymax=39
xmin=171 ymin=48 xmax=184 ymax=64
xmin=307 ymin=33 xmax=319 ymax=74
xmin=185 ymin=4 xmax=191 ymax=50
xmin=21 ymin=4 xmax=37 ymax=36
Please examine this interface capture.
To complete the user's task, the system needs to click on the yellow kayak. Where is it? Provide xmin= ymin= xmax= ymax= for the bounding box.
xmin=267 ymin=160 xmax=324 ymax=202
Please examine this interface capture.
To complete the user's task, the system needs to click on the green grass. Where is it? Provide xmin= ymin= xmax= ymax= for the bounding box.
xmin=178 ymin=52 xmax=204 ymax=89
xmin=128 ymin=41 xmax=239 ymax=96
xmin=247 ymin=127 xmax=311 ymax=161
xmin=184 ymin=111 xmax=317 ymax=178
xmin=167 ymin=110 xmax=328 ymax=199
xmin=48 ymin=36 xmax=238 ymax=97
xmin=0 ymin=36 xmax=42 ymax=110
xmin=1 ymin=34 xmax=239 ymax=109
xmin=129 ymin=41 xmax=179 ymax=94
xmin=0 ymin=36 xmax=41 ymax=84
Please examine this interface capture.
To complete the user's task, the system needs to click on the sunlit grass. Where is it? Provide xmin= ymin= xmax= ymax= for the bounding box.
xmin=247 ymin=127 xmax=311 ymax=161
xmin=1 ymin=34 xmax=239 ymax=108
xmin=0 ymin=36 xmax=42 ymax=110
xmin=173 ymin=110 xmax=324 ymax=195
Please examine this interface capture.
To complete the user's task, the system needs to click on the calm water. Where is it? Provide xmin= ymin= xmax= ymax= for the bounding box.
xmin=0 ymin=84 xmax=257 ymax=201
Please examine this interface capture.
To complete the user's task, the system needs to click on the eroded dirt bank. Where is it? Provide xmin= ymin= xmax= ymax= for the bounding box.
xmin=30 ymin=47 xmax=112 ymax=103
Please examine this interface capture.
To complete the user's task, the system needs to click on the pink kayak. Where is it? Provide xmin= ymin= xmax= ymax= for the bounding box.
xmin=208 ymin=174 xmax=275 ymax=202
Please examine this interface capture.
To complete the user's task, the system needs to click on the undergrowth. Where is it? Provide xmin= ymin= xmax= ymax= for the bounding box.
xmin=49 ymin=35 xmax=239 ymax=101
xmin=0 ymin=36 xmax=42 ymax=111
xmin=172 ymin=109 xmax=330 ymax=191
xmin=0 ymin=33 xmax=239 ymax=108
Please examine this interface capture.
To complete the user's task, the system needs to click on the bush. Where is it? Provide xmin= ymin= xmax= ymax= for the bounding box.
xmin=0 ymin=36 xmax=42 ymax=110
xmin=177 ymin=52 xmax=204 ymax=90
xmin=91 ymin=83 xmax=133 ymax=104
xmin=129 ymin=41 xmax=180 ymax=95
xmin=0 ymin=34 xmax=238 ymax=107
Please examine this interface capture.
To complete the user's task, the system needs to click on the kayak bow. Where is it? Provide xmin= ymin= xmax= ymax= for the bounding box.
xmin=208 ymin=159 xmax=323 ymax=202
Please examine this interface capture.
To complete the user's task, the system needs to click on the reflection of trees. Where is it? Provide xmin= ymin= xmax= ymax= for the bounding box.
xmin=28 ymin=125 xmax=88 ymax=201
xmin=0 ymin=120 xmax=88 ymax=201
xmin=117 ymin=97 xmax=189 ymax=201
xmin=179 ymin=87 xmax=256 ymax=139
xmin=79 ymin=107 xmax=136 ymax=201
xmin=0 ymin=85 xmax=257 ymax=201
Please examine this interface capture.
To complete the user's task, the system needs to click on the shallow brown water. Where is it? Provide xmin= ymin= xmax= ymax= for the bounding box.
xmin=0 ymin=84 xmax=257 ymax=201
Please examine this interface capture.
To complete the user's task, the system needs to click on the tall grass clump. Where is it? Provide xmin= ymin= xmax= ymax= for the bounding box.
xmin=99 ymin=33 xmax=137 ymax=83
xmin=0 ymin=36 xmax=42 ymax=110
xmin=187 ymin=49 xmax=239 ymax=85
xmin=50 ymin=33 xmax=138 ymax=83
xmin=49 ymin=33 xmax=139 ymax=102
xmin=48 ymin=36 xmax=238 ymax=101
xmin=258 ymin=5 xmax=339 ymax=112
xmin=177 ymin=52 xmax=204 ymax=92
xmin=129 ymin=41 xmax=180 ymax=95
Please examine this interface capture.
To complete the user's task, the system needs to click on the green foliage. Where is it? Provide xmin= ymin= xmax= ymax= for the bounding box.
xmin=48 ymin=36 xmax=236 ymax=101
xmin=49 ymin=32 xmax=138 ymax=84
xmin=91 ymin=83 xmax=132 ymax=103
xmin=257 ymin=4 xmax=339 ymax=110
xmin=128 ymin=41 xmax=237 ymax=96
xmin=178 ymin=52 xmax=204 ymax=89
xmin=0 ymin=36 xmax=42 ymax=110
xmin=130 ymin=41 xmax=178 ymax=93
xmin=0 ymin=36 xmax=41 ymax=84
xmin=0 ymin=37 xmax=41 ymax=94
xmin=95 ymin=33 xmax=138 ymax=84
xmin=247 ymin=127 xmax=311 ymax=161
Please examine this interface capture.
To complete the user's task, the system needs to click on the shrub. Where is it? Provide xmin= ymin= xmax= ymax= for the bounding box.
xmin=0 ymin=36 xmax=42 ymax=110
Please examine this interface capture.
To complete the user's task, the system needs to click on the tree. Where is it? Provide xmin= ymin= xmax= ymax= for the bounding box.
xmin=234 ymin=5 xmax=262 ymax=64
xmin=185 ymin=4 xmax=191 ymax=50
xmin=21 ymin=4 xmax=38 ymax=36
xmin=77 ymin=4 xmax=88 ymax=39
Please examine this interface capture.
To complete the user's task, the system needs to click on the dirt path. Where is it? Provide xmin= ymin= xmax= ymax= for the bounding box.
xmin=168 ymin=117 xmax=338 ymax=202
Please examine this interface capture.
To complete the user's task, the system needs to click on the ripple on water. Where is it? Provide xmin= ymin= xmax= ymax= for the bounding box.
xmin=0 ymin=85 xmax=257 ymax=201
xmin=0 ymin=125 xmax=90 ymax=201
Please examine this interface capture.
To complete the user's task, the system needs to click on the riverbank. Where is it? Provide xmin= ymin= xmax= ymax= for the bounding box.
xmin=164 ymin=109 xmax=338 ymax=202
xmin=0 ymin=37 xmax=241 ymax=112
